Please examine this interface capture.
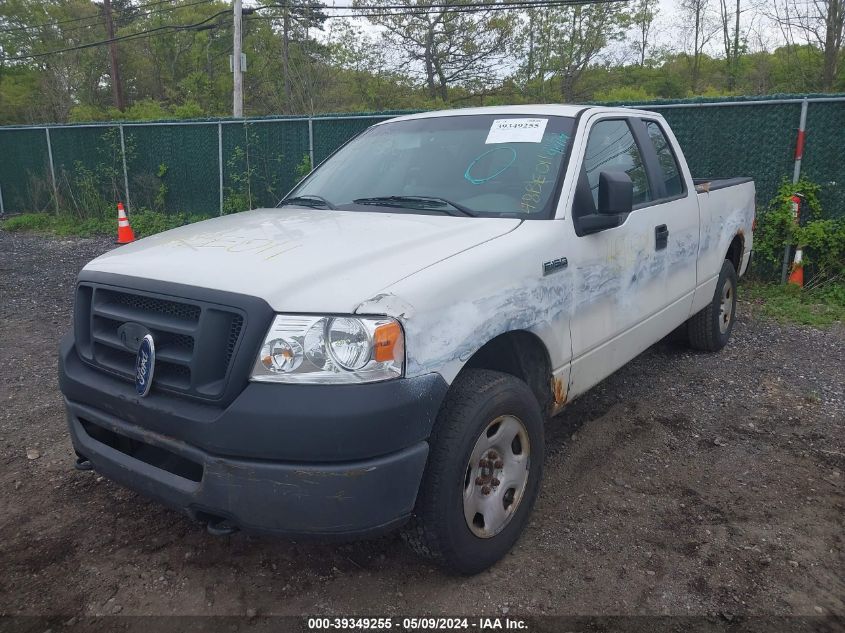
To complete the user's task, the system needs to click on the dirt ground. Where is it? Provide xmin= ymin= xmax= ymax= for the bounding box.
xmin=0 ymin=232 xmax=842 ymax=627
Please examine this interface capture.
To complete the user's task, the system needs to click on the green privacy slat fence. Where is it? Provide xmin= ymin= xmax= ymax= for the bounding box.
xmin=127 ymin=124 xmax=219 ymax=214
xmin=0 ymin=96 xmax=842 ymax=217
xmin=657 ymin=102 xmax=802 ymax=212
xmin=0 ymin=128 xmax=51 ymax=213
xmin=801 ymin=101 xmax=844 ymax=216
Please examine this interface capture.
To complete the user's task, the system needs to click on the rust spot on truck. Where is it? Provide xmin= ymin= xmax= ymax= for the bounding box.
xmin=550 ymin=377 xmax=568 ymax=415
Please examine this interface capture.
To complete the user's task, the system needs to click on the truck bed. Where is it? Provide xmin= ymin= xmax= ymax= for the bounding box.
xmin=693 ymin=177 xmax=754 ymax=194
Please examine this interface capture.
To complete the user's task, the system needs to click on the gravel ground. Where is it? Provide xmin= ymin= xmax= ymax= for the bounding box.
xmin=0 ymin=232 xmax=842 ymax=628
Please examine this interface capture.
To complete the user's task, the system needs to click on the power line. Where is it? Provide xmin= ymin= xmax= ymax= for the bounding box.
xmin=1 ymin=0 xmax=626 ymax=62
xmin=253 ymin=0 xmax=629 ymax=19
xmin=2 ymin=9 xmax=230 ymax=61
xmin=258 ymin=0 xmax=627 ymax=12
xmin=0 ymin=0 xmax=215 ymax=34
xmin=0 ymin=0 xmax=217 ymax=35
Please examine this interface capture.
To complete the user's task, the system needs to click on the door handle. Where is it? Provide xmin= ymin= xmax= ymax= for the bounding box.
xmin=655 ymin=224 xmax=669 ymax=251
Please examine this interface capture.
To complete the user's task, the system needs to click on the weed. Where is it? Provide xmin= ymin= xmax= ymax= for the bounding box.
xmin=1 ymin=211 xmax=210 ymax=238
xmin=742 ymin=280 xmax=845 ymax=328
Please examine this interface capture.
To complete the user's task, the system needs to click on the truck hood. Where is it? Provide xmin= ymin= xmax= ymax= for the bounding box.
xmin=83 ymin=207 xmax=521 ymax=312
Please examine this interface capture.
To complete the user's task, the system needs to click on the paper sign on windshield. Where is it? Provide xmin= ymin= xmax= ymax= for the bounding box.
xmin=485 ymin=118 xmax=548 ymax=144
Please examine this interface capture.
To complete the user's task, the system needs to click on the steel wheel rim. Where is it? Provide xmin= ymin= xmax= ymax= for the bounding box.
xmin=462 ymin=415 xmax=531 ymax=539
xmin=719 ymin=277 xmax=734 ymax=334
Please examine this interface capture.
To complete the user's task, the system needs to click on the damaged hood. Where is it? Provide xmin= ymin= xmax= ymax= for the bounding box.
xmin=82 ymin=207 xmax=520 ymax=312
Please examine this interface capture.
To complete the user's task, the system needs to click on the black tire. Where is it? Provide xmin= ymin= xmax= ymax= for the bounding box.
xmin=402 ymin=369 xmax=544 ymax=575
xmin=687 ymin=258 xmax=738 ymax=352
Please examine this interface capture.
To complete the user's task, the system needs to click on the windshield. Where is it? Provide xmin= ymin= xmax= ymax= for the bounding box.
xmin=286 ymin=114 xmax=576 ymax=217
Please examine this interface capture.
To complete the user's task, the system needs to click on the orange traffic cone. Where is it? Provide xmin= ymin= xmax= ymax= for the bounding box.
xmin=788 ymin=248 xmax=804 ymax=287
xmin=116 ymin=202 xmax=135 ymax=244
xmin=786 ymin=193 xmax=803 ymax=287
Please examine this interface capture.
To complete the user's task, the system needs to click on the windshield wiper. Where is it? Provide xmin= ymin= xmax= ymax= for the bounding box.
xmin=352 ymin=196 xmax=476 ymax=217
xmin=278 ymin=195 xmax=336 ymax=209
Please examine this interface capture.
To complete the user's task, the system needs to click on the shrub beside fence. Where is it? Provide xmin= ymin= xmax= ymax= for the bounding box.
xmin=0 ymin=95 xmax=842 ymax=219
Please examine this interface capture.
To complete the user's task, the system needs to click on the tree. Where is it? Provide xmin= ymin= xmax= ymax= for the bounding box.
xmin=353 ymin=0 xmax=515 ymax=102
xmin=258 ymin=0 xmax=327 ymax=113
xmin=516 ymin=2 xmax=627 ymax=101
xmin=771 ymin=0 xmax=844 ymax=90
xmin=680 ymin=0 xmax=717 ymax=92
xmin=0 ymin=0 xmax=113 ymax=121
xmin=630 ymin=0 xmax=659 ymax=66
xmin=717 ymin=0 xmax=759 ymax=91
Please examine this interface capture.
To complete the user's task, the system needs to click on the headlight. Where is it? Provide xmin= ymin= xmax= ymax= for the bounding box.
xmin=250 ymin=315 xmax=404 ymax=384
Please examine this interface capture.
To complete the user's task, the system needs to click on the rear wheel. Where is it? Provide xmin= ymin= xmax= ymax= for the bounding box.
xmin=687 ymin=258 xmax=738 ymax=352
xmin=402 ymin=369 xmax=544 ymax=574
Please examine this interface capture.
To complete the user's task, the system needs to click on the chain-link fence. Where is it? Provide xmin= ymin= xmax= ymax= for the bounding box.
xmin=0 ymin=96 xmax=842 ymax=218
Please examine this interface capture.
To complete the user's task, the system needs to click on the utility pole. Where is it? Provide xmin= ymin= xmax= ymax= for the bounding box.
xmin=103 ymin=0 xmax=125 ymax=111
xmin=233 ymin=0 xmax=244 ymax=117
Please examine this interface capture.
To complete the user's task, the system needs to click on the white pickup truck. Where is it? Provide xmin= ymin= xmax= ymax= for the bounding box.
xmin=60 ymin=105 xmax=754 ymax=574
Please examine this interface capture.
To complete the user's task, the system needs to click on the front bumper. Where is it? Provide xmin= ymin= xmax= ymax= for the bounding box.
xmin=60 ymin=334 xmax=449 ymax=537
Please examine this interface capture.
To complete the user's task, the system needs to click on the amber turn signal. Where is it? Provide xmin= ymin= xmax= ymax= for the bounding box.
xmin=373 ymin=320 xmax=403 ymax=363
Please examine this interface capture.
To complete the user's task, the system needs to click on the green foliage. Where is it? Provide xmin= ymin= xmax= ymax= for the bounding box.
xmin=1 ymin=210 xmax=210 ymax=238
xmin=223 ymin=144 xmax=255 ymax=215
xmin=594 ymin=86 xmax=655 ymax=102
xmin=1 ymin=211 xmax=113 ymax=237
xmin=743 ymin=281 xmax=845 ymax=328
xmin=68 ymin=105 xmax=123 ymax=123
xmin=799 ymin=218 xmax=845 ymax=287
xmin=295 ymin=153 xmax=312 ymax=180
xmin=122 ymin=99 xmax=170 ymax=121
xmin=171 ymin=101 xmax=206 ymax=120
xmin=154 ymin=163 xmax=169 ymax=212
xmin=1 ymin=213 xmax=59 ymax=232
xmin=46 ymin=126 xmax=132 ymax=220
xmin=753 ymin=178 xmax=844 ymax=284
xmin=223 ymin=124 xmax=285 ymax=214
xmin=129 ymin=210 xmax=211 ymax=237
xmin=0 ymin=66 xmax=40 ymax=124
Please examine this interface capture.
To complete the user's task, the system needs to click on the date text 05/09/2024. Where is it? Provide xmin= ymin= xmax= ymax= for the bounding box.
xmin=306 ymin=617 xmax=529 ymax=631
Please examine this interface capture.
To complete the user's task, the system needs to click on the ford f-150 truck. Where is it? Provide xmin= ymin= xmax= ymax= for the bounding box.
xmin=60 ymin=105 xmax=754 ymax=574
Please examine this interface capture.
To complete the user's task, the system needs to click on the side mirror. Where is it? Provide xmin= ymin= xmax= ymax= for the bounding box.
xmin=597 ymin=171 xmax=634 ymax=215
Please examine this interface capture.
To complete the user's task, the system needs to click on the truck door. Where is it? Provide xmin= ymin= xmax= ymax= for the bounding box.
xmin=563 ymin=114 xmax=699 ymax=399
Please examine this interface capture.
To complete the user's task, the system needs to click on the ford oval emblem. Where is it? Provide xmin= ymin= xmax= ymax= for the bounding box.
xmin=118 ymin=321 xmax=151 ymax=352
xmin=135 ymin=334 xmax=156 ymax=397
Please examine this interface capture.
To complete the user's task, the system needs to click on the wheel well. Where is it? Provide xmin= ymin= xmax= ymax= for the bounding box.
xmin=460 ymin=331 xmax=553 ymax=412
xmin=726 ymin=233 xmax=744 ymax=272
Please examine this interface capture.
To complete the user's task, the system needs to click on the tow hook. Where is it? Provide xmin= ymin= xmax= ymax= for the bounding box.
xmin=206 ymin=518 xmax=239 ymax=537
xmin=74 ymin=453 xmax=93 ymax=471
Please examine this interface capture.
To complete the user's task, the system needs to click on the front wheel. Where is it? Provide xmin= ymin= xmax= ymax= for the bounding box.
xmin=402 ymin=369 xmax=544 ymax=574
xmin=687 ymin=258 xmax=738 ymax=352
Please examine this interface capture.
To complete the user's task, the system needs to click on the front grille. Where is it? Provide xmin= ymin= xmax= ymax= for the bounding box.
xmin=99 ymin=290 xmax=201 ymax=322
xmin=74 ymin=283 xmax=247 ymax=401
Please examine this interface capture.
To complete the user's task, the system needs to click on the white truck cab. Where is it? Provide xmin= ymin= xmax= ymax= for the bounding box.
xmin=60 ymin=105 xmax=754 ymax=574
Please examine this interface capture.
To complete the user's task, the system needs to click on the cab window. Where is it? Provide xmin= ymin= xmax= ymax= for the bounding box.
xmin=644 ymin=120 xmax=684 ymax=197
xmin=583 ymin=120 xmax=652 ymax=207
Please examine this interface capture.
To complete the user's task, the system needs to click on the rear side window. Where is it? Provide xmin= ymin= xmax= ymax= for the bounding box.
xmin=644 ymin=121 xmax=684 ymax=197
xmin=583 ymin=120 xmax=652 ymax=206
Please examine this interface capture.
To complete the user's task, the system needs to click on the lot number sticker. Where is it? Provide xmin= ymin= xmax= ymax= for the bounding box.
xmin=486 ymin=118 xmax=548 ymax=144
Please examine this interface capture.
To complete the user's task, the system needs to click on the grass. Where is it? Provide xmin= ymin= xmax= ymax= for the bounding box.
xmin=742 ymin=280 xmax=845 ymax=328
xmin=0 ymin=210 xmax=213 ymax=239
